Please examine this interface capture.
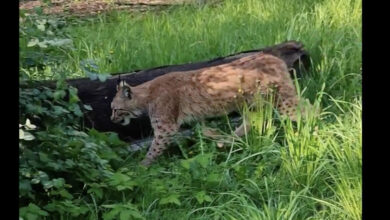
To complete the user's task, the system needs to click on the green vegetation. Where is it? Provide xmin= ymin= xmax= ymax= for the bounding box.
xmin=19 ymin=0 xmax=361 ymax=219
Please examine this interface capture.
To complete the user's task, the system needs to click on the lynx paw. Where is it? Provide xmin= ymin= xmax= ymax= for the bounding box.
xmin=216 ymin=141 xmax=225 ymax=148
xmin=140 ymin=158 xmax=153 ymax=167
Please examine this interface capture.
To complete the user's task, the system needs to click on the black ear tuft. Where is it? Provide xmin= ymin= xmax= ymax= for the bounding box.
xmin=117 ymin=74 xmax=121 ymax=85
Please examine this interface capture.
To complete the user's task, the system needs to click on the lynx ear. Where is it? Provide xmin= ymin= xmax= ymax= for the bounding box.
xmin=118 ymin=80 xmax=131 ymax=88
xmin=117 ymin=80 xmax=132 ymax=98
xmin=122 ymin=86 xmax=132 ymax=98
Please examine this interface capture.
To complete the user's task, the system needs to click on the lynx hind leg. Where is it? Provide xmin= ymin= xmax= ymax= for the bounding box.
xmin=202 ymin=127 xmax=223 ymax=139
xmin=200 ymin=123 xmax=225 ymax=148
xmin=216 ymin=116 xmax=251 ymax=148
xmin=276 ymin=82 xmax=300 ymax=121
xmin=206 ymin=116 xmax=251 ymax=148
xmin=233 ymin=115 xmax=251 ymax=137
xmin=140 ymin=118 xmax=179 ymax=167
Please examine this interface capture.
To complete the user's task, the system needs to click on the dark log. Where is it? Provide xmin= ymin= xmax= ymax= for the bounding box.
xmin=31 ymin=40 xmax=310 ymax=142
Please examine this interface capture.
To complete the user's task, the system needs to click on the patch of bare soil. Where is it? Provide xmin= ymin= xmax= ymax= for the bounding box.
xmin=20 ymin=0 xmax=196 ymax=16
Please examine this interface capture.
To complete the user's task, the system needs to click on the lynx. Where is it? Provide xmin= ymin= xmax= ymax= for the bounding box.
xmin=111 ymin=53 xmax=301 ymax=166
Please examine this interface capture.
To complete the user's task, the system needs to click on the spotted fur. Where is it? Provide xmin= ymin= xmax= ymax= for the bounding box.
xmin=110 ymin=53 xmax=301 ymax=166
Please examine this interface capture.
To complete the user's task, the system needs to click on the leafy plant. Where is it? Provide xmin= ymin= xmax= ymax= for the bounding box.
xmin=19 ymin=70 xmax=132 ymax=218
xmin=102 ymin=203 xmax=144 ymax=220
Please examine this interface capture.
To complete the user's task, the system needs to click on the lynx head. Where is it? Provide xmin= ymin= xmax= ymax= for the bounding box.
xmin=110 ymin=80 xmax=143 ymax=126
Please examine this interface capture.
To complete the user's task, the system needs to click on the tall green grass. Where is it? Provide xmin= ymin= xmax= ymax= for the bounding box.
xmin=19 ymin=0 xmax=361 ymax=219
xmin=21 ymin=0 xmax=362 ymax=101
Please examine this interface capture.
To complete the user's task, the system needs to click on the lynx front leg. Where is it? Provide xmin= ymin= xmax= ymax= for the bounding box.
xmin=140 ymin=118 xmax=179 ymax=167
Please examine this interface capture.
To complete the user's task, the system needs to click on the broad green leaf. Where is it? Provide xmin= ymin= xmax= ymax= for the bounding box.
xmin=68 ymin=87 xmax=79 ymax=104
xmin=180 ymin=158 xmax=193 ymax=170
xmin=52 ymin=178 xmax=65 ymax=188
xmin=110 ymin=173 xmax=130 ymax=183
xmin=70 ymin=104 xmax=83 ymax=117
xmin=195 ymin=153 xmax=212 ymax=168
xmin=206 ymin=173 xmax=220 ymax=183
xmin=68 ymin=130 xmax=88 ymax=137
xmin=52 ymin=105 xmax=69 ymax=115
xmin=31 ymin=178 xmax=40 ymax=184
xmin=46 ymin=30 xmax=54 ymax=35
xmin=42 ymin=181 xmax=54 ymax=190
xmin=83 ymin=104 xmax=93 ymax=111
xmin=88 ymin=187 xmax=103 ymax=199
xmin=27 ymin=39 xmax=39 ymax=47
xmin=26 ymin=213 xmax=37 ymax=220
xmin=102 ymin=207 xmax=121 ymax=220
xmin=37 ymin=23 xmax=45 ymax=31
xmin=58 ymin=189 xmax=73 ymax=199
xmin=53 ymin=90 xmax=66 ymax=100
xmin=37 ymin=19 xmax=47 ymax=25
xmin=64 ymin=159 xmax=75 ymax=168
xmin=19 ymin=180 xmax=32 ymax=195
xmin=39 ymin=152 xmax=50 ymax=162
xmin=20 ymin=203 xmax=49 ymax=219
xmin=102 ymin=203 xmax=143 ymax=220
xmin=194 ymin=191 xmax=213 ymax=204
xmin=119 ymin=210 xmax=133 ymax=220
xmin=119 ymin=211 xmax=131 ymax=220
xmin=108 ymin=173 xmax=137 ymax=191
xmin=37 ymin=42 xmax=47 ymax=48
xmin=120 ymin=210 xmax=144 ymax=220
xmin=44 ymin=38 xmax=73 ymax=47
xmin=159 ymin=194 xmax=181 ymax=206
xmin=204 ymin=195 xmax=213 ymax=203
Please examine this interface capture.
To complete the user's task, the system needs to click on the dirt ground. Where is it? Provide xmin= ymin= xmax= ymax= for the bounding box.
xmin=20 ymin=0 xmax=197 ymax=16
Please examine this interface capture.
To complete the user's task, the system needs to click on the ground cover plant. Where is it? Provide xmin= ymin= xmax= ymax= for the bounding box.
xmin=19 ymin=0 xmax=361 ymax=219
